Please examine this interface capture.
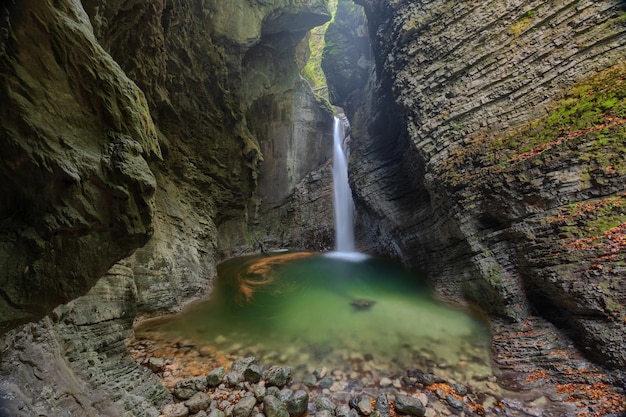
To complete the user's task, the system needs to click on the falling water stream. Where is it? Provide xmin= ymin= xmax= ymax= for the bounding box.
xmin=332 ymin=116 xmax=356 ymax=254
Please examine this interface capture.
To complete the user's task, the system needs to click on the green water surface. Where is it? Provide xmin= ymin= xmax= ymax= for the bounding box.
xmin=136 ymin=251 xmax=492 ymax=380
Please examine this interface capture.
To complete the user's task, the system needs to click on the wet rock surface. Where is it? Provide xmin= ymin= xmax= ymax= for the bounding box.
xmin=0 ymin=267 xmax=171 ymax=416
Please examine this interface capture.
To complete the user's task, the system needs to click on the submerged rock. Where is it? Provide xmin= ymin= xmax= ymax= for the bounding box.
xmin=350 ymin=299 xmax=376 ymax=310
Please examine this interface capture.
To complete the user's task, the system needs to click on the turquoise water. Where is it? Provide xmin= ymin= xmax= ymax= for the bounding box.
xmin=136 ymin=251 xmax=492 ymax=381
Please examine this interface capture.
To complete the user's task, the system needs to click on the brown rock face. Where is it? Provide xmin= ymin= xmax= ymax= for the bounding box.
xmin=332 ymin=0 xmax=626 ymax=373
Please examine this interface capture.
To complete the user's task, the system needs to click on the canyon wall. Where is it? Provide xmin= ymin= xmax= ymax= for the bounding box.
xmin=326 ymin=0 xmax=626 ymax=380
xmin=0 ymin=0 xmax=334 ymax=415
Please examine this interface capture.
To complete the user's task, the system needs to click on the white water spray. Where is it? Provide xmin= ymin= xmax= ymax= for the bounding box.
xmin=332 ymin=116 xmax=357 ymax=254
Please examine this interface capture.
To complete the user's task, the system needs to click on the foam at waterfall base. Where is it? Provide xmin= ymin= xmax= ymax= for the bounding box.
xmin=323 ymin=251 xmax=370 ymax=262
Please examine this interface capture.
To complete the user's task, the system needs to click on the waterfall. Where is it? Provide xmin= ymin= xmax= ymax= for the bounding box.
xmin=332 ymin=116 xmax=356 ymax=253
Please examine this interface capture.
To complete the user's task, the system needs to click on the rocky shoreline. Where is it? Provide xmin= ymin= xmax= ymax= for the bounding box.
xmin=128 ymin=335 xmax=625 ymax=417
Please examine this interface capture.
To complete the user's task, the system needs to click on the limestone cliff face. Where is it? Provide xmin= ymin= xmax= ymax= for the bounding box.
xmin=321 ymin=0 xmax=371 ymax=105
xmin=0 ymin=0 xmax=333 ymax=415
xmin=328 ymin=0 xmax=626 ymax=373
xmin=0 ymin=0 xmax=159 ymax=332
xmin=0 ymin=0 xmax=333 ymax=326
xmin=82 ymin=0 xmax=333 ymax=315
xmin=0 ymin=265 xmax=171 ymax=416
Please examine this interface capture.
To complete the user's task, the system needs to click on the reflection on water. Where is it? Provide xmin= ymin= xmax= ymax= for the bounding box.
xmin=135 ymin=251 xmax=493 ymax=383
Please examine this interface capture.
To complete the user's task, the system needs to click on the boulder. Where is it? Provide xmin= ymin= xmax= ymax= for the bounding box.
xmin=185 ymin=392 xmax=212 ymax=414
xmin=233 ymin=395 xmax=257 ymax=417
xmin=263 ymin=395 xmax=290 ymax=417
xmin=393 ymin=395 xmax=425 ymax=417
xmin=265 ymin=366 xmax=292 ymax=388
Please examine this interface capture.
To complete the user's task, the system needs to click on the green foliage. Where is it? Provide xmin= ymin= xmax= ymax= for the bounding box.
xmin=553 ymin=194 xmax=626 ymax=239
xmin=492 ymin=62 xmax=626 ymax=161
xmin=301 ymin=0 xmax=338 ymax=99
xmin=439 ymin=63 xmax=626 ymax=191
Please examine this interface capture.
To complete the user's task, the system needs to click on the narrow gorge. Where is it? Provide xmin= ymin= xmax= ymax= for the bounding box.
xmin=1 ymin=0 xmax=625 ymax=416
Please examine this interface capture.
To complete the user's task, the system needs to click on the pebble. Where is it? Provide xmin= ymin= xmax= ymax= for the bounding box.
xmin=451 ymin=383 xmax=467 ymax=396
xmin=415 ymin=393 xmax=428 ymax=407
xmin=208 ymin=410 xmax=226 ymax=417
xmin=315 ymin=397 xmax=336 ymax=413
xmin=147 ymin=357 xmax=165 ymax=372
xmin=445 ymin=394 xmax=464 ymax=410
xmin=226 ymin=371 xmax=245 ymax=387
xmin=244 ymin=364 xmax=263 ymax=383
xmin=263 ymin=395 xmax=290 ymax=417
xmin=335 ymin=404 xmax=351 ymax=417
xmin=313 ymin=367 xmax=328 ymax=379
xmin=207 ymin=367 xmax=226 ymax=387
xmin=356 ymin=397 xmax=372 ymax=415
xmin=303 ymin=374 xmax=317 ymax=387
xmin=277 ymin=388 xmax=293 ymax=403
xmin=318 ymin=377 xmax=334 ymax=389
xmin=232 ymin=357 xmax=258 ymax=372
xmin=394 ymin=394 xmax=425 ymax=417
xmin=162 ymin=402 xmax=190 ymax=417
xmin=265 ymin=366 xmax=292 ymax=388
xmin=379 ymin=377 xmax=392 ymax=387
xmin=232 ymin=395 xmax=257 ymax=417
xmin=185 ymin=392 xmax=211 ymax=414
xmin=150 ymin=357 xmax=523 ymax=417
xmin=285 ymin=390 xmax=308 ymax=416
xmin=174 ymin=376 xmax=208 ymax=400
xmin=253 ymin=384 xmax=267 ymax=400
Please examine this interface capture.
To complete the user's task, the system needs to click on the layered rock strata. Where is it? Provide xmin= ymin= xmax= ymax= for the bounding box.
xmin=328 ymin=0 xmax=626 ymax=377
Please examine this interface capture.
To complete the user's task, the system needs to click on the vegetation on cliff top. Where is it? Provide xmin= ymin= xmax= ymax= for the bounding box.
xmin=301 ymin=0 xmax=338 ymax=99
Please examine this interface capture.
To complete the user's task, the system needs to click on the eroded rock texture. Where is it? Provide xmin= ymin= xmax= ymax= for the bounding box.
xmin=328 ymin=0 xmax=626 ymax=375
xmin=0 ymin=0 xmax=159 ymax=332
xmin=0 ymin=265 xmax=171 ymax=416
xmin=1 ymin=0 xmax=333 ymax=415
xmin=82 ymin=0 xmax=333 ymax=316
